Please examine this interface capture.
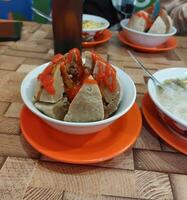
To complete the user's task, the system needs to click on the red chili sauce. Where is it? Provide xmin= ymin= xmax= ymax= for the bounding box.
xmin=136 ymin=11 xmax=153 ymax=30
xmin=91 ymin=51 xmax=116 ymax=92
xmin=84 ymin=76 xmax=97 ymax=84
xmin=37 ymin=54 xmax=64 ymax=95
xmin=60 ymin=48 xmax=84 ymax=101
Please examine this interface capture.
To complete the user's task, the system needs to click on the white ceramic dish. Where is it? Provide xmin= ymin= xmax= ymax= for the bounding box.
xmin=21 ymin=62 xmax=136 ymax=135
xmin=120 ymin=19 xmax=177 ymax=47
xmin=148 ymin=68 xmax=187 ymax=133
xmin=82 ymin=14 xmax=110 ymax=41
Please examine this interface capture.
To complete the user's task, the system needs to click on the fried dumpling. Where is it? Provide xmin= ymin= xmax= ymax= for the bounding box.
xmin=148 ymin=16 xmax=166 ymax=34
xmin=160 ymin=9 xmax=173 ymax=33
xmin=34 ymin=64 xmax=65 ymax=103
xmin=93 ymin=60 xmax=121 ymax=118
xmin=83 ymin=51 xmax=94 ymax=73
xmin=100 ymin=79 xmax=121 ymax=118
xmin=61 ymin=48 xmax=83 ymax=90
xmin=127 ymin=11 xmax=148 ymax=32
xmin=64 ymin=75 xmax=104 ymax=122
xmin=35 ymin=97 xmax=69 ymax=120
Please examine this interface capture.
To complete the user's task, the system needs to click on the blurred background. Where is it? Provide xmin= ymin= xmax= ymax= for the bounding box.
xmin=0 ymin=0 xmax=186 ymax=34
xmin=0 ymin=0 xmax=51 ymax=23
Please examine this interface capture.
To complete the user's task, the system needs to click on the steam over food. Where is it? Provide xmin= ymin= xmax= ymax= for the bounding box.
xmin=127 ymin=9 xmax=173 ymax=34
xmin=33 ymin=49 xmax=121 ymax=122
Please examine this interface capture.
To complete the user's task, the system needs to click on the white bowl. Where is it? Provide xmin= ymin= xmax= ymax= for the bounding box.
xmin=120 ymin=19 xmax=177 ymax=47
xmin=21 ymin=63 xmax=136 ymax=135
xmin=148 ymin=68 xmax=187 ymax=133
xmin=82 ymin=14 xmax=110 ymax=40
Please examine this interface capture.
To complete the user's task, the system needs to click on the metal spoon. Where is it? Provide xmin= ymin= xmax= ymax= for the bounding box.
xmin=127 ymin=50 xmax=164 ymax=89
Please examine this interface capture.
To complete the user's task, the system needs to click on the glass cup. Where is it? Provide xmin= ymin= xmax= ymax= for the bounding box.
xmin=52 ymin=0 xmax=84 ymax=54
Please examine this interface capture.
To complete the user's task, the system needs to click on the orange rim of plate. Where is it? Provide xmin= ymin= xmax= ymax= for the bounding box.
xmin=118 ymin=31 xmax=177 ymax=53
xmin=20 ymin=103 xmax=142 ymax=164
xmin=142 ymin=93 xmax=187 ymax=155
xmin=82 ymin=29 xmax=112 ymax=48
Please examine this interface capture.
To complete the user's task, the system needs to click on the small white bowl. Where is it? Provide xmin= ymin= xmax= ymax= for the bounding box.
xmin=21 ymin=63 xmax=136 ymax=135
xmin=148 ymin=68 xmax=187 ymax=133
xmin=120 ymin=19 xmax=177 ymax=47
xmin=82 ymin=14 xmax=110 ymax=41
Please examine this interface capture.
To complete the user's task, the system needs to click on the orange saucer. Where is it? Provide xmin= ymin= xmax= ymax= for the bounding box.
xmin=82 ymin=29 xmax=112 ymax=48
xmin=118 ymin=31 xmax=177 ymax=53
xmin=142 ymin=93 xmax=187 ymax=155
xmin=20 ymin=103 xmax=142 ymax=164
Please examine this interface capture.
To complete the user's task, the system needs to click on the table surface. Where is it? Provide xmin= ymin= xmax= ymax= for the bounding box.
xmin=0 ymin=21 xmax=187 ymax=200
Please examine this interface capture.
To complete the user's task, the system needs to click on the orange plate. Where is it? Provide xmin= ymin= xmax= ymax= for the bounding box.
xmin=118 ymin=31 xmax=177 ymax=53
xmin=142 ymin=93 xmax=187 ymax=155
xmin=82 ymin=29 xmax=112 ymax=48
xmin=20 ymin=103 xmax=142 ymax=164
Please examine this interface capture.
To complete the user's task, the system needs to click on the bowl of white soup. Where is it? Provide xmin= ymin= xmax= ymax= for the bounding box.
xmin=148 ymin=68 xmax=187 ymax=134
xmin=82 ymin=14 xmax=110 ymax=42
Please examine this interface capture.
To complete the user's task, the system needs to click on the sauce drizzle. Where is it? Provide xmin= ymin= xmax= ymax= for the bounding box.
xmin=136 ymin=11 xmax=153 ymax=30
xmin=60 ymin=48 xmax=84 ymax=101
xmin=37 ymin=54 xmax=64 ymax=95
xmin=91 ymin=51 xmax=116 ymax=92
xmin=37 ymin=64 xmax=55 ymax=95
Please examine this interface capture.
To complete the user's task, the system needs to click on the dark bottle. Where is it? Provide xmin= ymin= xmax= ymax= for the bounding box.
xmin=52 ymin=0 xmax=83 ymax=54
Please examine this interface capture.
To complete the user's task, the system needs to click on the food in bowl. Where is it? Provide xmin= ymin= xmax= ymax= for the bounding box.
xmin=82 ymin=14 xmax=110 ymax=42
xmin=156 ymin=78 xmax=187 ymax=123
xmin=148 ymin=68 xmax=187 ymax=134
xmin=127 ymin=9 xmax=173 ymax=34
xmin=120 ymin=18 xmax=176 ymax=47
xmin=120 ymin=6 xmax=177 ymax=48
xmin=21 ymin=51 xmax=136 ymax=134
xmin=33 ymin=48 xmax=121 ymax=122
xmin=83 ymin=20 xmax=106 ymax=29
